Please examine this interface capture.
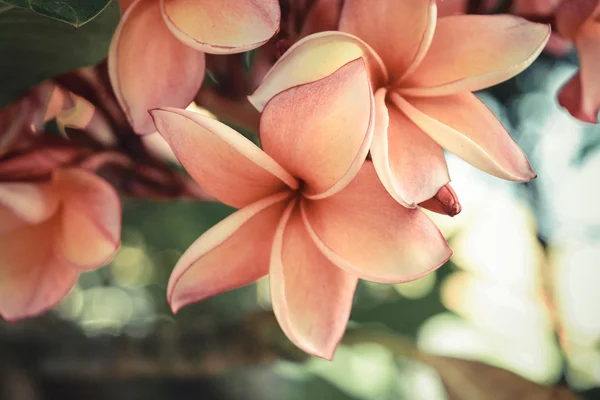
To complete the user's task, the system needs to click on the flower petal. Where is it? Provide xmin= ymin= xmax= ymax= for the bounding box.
xmin=555 ymin=0 xmax=600 ymax=40
xmin=168 ymin=192 xmax=290 ymax=313
xmin=558 ymin=27 xmax=600 ymax=123
xmin=0 ymin=147 xmax=81 ymax=180
xmin=339 ymin=0 xmax=437 ymax=83
xmin=161 ymin=0 xmax=280 ymax=54
xmin=260 ymin=59 xmax=374 ymax=199
xmin=108 ymin=0 xmax=206 ymax=134
xmin=302 ymin=162 xmax=452 ymax=284
xmin=299 ymin=0 xmax=343 ymax=37
xmin=370 ymin=88 xmax=449 ymax=208
xmin=0 ymin=182 xmax=58 ymax=225
xmin=391 ymin=92 xmax=536 ymax=182
xmin=270 ymin=199 xmax=357 ymax=360
xmin=150 ymin=108 xmax=297 ymax=208
xmin=0 ymin=220 xmax=78 ymax=322
xmin=400 ymin=15 xmax=550 ymax=96
xmin=248 ymin=31 xmax=386 ymax=111
xmin=55 ymin=169 xmax=121 ymax=270
xmin=419 ymin=184 xmax=462 ymax=217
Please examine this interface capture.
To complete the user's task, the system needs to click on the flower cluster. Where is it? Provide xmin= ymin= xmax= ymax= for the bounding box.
xmin=0 ymin=0 xmax=596 ymax=359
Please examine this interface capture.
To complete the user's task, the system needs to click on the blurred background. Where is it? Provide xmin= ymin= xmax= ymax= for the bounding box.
xmin=1 ymin=46 xmax=600 ymax=400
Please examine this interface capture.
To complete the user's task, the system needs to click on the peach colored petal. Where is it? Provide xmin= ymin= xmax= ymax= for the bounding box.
xmin=168 ymin=192 xmax=290 ymax=313
xmin=512 ymin=0 xmax=563 ymax=16
xmin=556 ymin=0 xmax=600 ymax=40
xmin=400 ymin=15 xmax=550 ymax=96
xmin=559 ymin=26 xmax=600 ymax=123
xmin=370 ymin=88 xmax=449 ymax=208
xmin=108 ymin=0 xmax=206 ymax=134
xmin=150 ymin=108 xmax=297 ymax=208
xmin=270 ymin=199 xmax=357 ymax=360
xmin=391 ymin=92 xmax=536 ymax=182
xmin=339 ymin=0 xmax=437 ymax=83
xmin=248 ymin=31 xmax=386 ymax=111
xmin=302 ymin=162 xmax=452 ymax=284
xmin=55 ymin=169 xmax=121 ymax=270
xmin=0 ymin=220 xmax=79 ymax=322
xmin=0 ymin=182 xmax=58 ymax=225
xmin=299 ymin=0 xmax=343 ymax=38
xmin=419 ymin=183 xmax=462 ymax=217
xmin=260 ymin=59 xmax=374 ymax=199
xmin=161 ymin=0 xmax=280 ymax=54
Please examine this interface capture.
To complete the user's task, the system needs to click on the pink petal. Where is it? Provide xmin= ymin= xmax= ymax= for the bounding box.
xmin=270 ymin=199 xmax=357 ymax=360
xmin=161 ymin=0 xmax=280 ymax=54
xmin=55 ymin=169 xmax=121 ymax=270
xmin=0 ymin=220 xmax=79 ymax=322
xmin=150 ymin=108 xmax=297 ymax=208
xmin=0 ymin=147 xmax=80 ymax=180
xmin=370 ymin=88 xmax=449 ymax=208
xmin=0 ymin=182 xmax=58 ymax=225
xmin=108 ymin=0 xmax=206 ymax=134
xmin=299 ymin=0 xmax=343 ymax=38
xmin=248 ymin=31 xmax=386 ymax=111
xmin=400 ymin=15 xmax=550 ymax=96
xmin=339 ymin=0 xmax=437 ymax=83
xmin=512 ymin=0 xmax=563 ymax=16
xmin=260 ymin=59 xmax=374 ymax=199
xmin=168 ymin=192 xmax=290 ymax=313
xmin=302 ymin=162 xmax=452 ymax=284
xmin=437 ymin=0 xmax=467 ymax=16
xmin=556 ymin=0 xmax=600 ymax=40
xmin=558 ymin=27 xmax=600 ymax=123
xmin=391 ymin=92 xmax=536 ymax=182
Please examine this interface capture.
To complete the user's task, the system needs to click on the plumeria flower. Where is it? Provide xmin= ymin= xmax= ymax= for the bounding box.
xmin=0 ymin=148 xmax=121 ymax=321
xmin=150 ymin=60 xmax=451 ymax=359
xmin=249 ymin=0 xmax=550 ymax=208
xmin=555 ymin=0 xmax=600 ymax=123
xmin=109 ymin=0 xmax=281 ymax=134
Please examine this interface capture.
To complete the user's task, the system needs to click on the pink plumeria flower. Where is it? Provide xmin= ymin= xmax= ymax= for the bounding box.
xmin=0 ymin=149 xmax=121 ymax=321
xmin=556 ymin=0 xmax=600 ymax=123
xmin=249 ymin=0 xmax=550 ymax=208
xmin=109 ymin=0 xmax=281 ymax=134
xmin=150 ymin=60 xmax=451 ymax=359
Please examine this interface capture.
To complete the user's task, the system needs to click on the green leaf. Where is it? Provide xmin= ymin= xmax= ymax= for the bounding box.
xmin=0 ymin=1 xmax=119 ymax=108
xmin=1 ymin=0 xmax=112 ymax=27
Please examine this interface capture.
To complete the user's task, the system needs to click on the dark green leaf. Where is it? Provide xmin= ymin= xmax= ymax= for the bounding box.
xmin=1 ymin=0 xmax=112 ymax=27
xmin=0 ymin=1 xmax=119 ymax=108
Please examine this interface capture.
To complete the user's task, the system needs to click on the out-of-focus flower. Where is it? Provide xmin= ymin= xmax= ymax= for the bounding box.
xmin=250 ymin=0 xmax=549 ymax=209
xmin=0 ymin=148 xmax=122 ymax=321
xmin=108 ymin=0 xmax=281 ymax=134
xmin=555 ymin=0 xmax=600 ymax=123
xmin=151 ymin=60 xmax=451 ymax=359
xmin=0 ymin=83 xmax=63 ymax=155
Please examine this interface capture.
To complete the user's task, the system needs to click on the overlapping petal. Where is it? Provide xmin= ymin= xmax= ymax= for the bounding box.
xmin=0 ymin=220 xmax=78 ymax=321
xmin=150 ymin=108 xmax=298 ymax=208
xmin=55 ymin=169 xmax=121 ymax=269
xmin=558 ymin=25 xmax=600 ymax=123
xmin=555 ymin=0 xmax=600 ymax=40
xmin=168 ymin=192 xmax=290 ymax=313
xmin=391 ymin=92 xmax=536 ymax=182
xmin=260 ymin=59 xmax=374 ymax=199
xmin=161 ymin=0 xmax=280 ymax=54
xmin=270 ymin=200 xmax=357 ymax=360
xmin=302 ymin=162 xmax=452 ymax=284
xmin=400 ymin=15 xmax=550 ymax=96
xmin=108 ymin=0 xmax=206 ymax=134
xmin=339 ymin=0 xmax=437 ymax=83
xmin=248 ymin=31 xmax=386 ymax=111
xmin=0 ymin=182 xmax=58 ymax=225
xmin=370 ymin=88 xmax=449 ymax=208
